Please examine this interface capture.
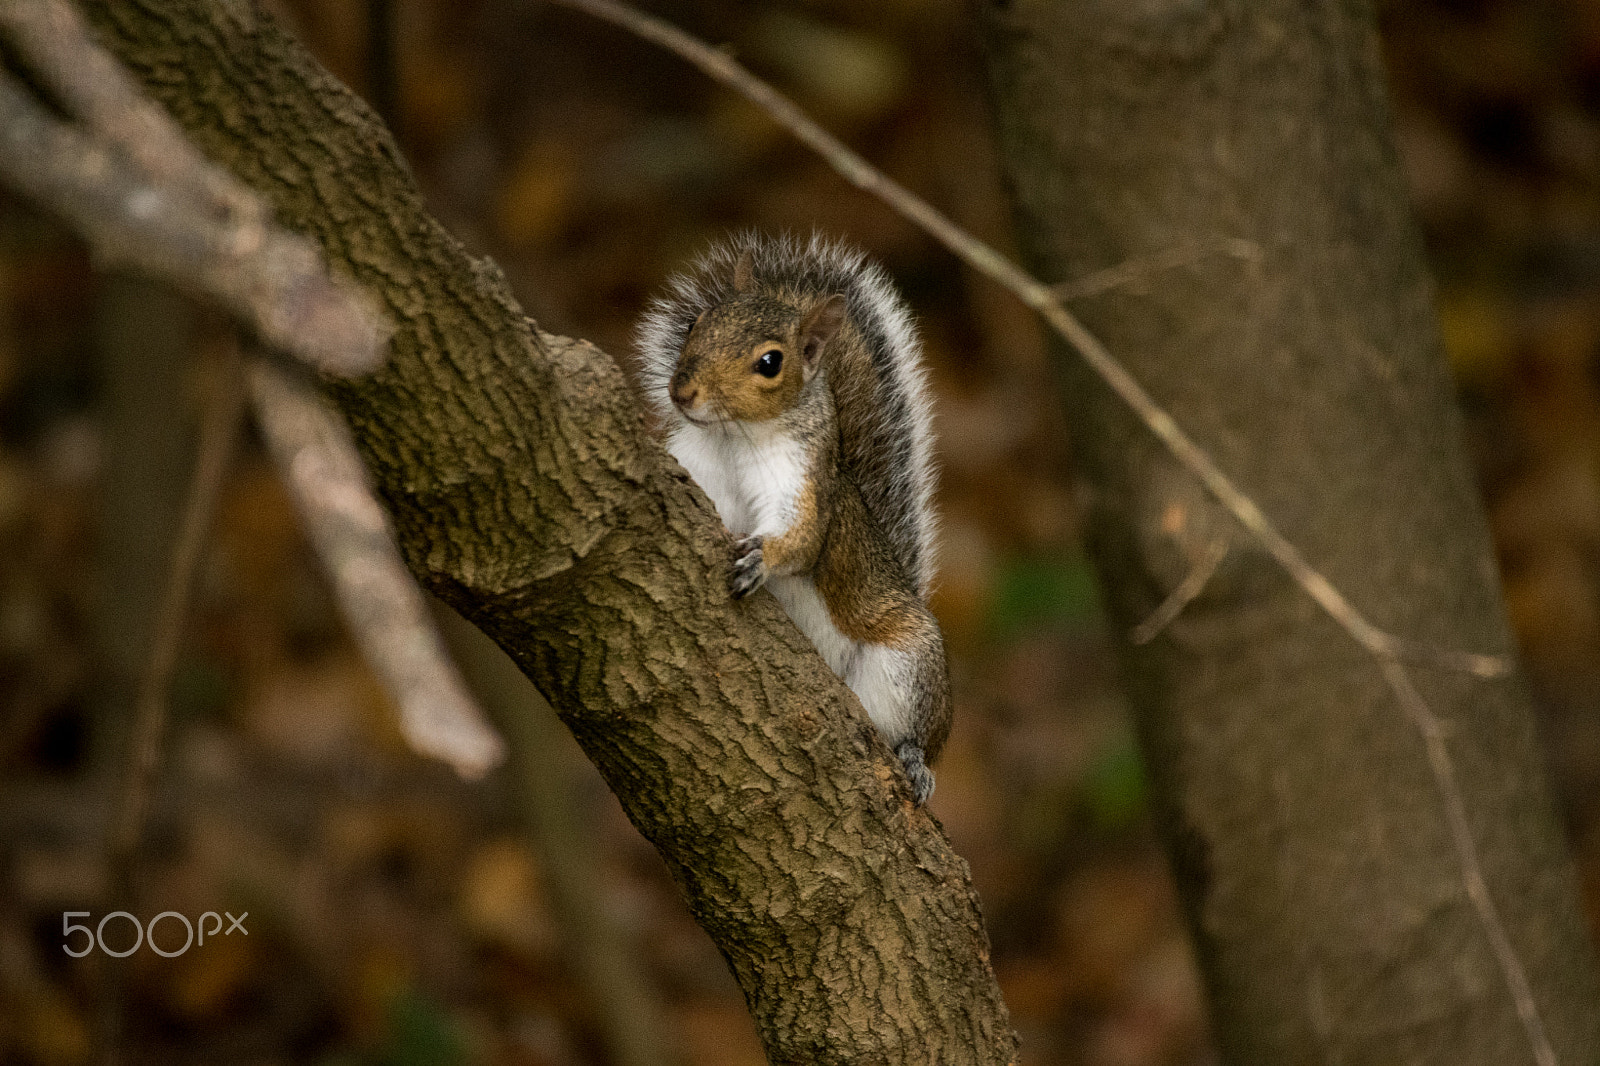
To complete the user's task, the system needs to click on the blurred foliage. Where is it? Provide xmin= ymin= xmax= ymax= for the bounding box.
xmin=377 ymin=990 xmax=470 ymax=1066
xmin=1084 ymin=729 xmax=1149 ymax=834
xmin=986 ymin=552 xmax=1104 ymax=641
xmin=0 ymin=0 xmax=1597 ymax=1064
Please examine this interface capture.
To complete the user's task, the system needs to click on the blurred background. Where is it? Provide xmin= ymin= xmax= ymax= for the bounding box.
xmin=1 ymin=0 xmax=1598 ymax=1063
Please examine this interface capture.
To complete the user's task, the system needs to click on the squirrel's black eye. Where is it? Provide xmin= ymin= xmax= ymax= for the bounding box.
xmin=755 ymin=349 xmax=784 ymax=378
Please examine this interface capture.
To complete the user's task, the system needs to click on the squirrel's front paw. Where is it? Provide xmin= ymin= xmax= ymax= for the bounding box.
xmin=730 ymin=535 xmax=768 ymax=598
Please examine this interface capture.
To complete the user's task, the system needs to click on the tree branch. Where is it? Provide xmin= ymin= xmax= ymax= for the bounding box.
xmin=249 ymin=357 xmax=505 ymax=778
xmin=0 ymin=0 xmax=515 ymax=786
xmin=0 ymin=0 xmax=387 ymax=376
xmin=84 ymin=2 xmax=1019 ymax=1061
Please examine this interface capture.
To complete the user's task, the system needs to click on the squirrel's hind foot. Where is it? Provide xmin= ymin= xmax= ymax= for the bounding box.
xmin=894 ymin=741 xmax=935 ymax=806
xmin=730 ymin=535 xmax=768 ymax=598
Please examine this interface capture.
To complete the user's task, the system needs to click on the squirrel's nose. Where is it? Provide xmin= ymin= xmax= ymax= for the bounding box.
xmin=670 ymin=375 xmax=699 ymax=409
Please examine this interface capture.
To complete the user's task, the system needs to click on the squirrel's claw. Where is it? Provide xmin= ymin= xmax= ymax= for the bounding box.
xmin=895 ymin=741 xmax=935 ymax=806
xmin=730 ymin=535 xmax=768 ymax=598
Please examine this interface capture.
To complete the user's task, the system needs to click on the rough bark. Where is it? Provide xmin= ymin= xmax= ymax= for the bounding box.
xmin=86 ymin=2 xmax=1019 ymax=1063
xmin=977 ymin=1 xmax=1600 ymax=1063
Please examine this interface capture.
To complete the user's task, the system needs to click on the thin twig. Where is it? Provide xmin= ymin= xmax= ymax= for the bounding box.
xmin=1387 ymin=636 xmax=1512 ymax=679
xmin=1054 ymin=239 xmax=1262 ymax=302
xmin=248 ymin=358 xmax=507 ymax=779
xmin=0 ymin=0 xmax=388 ymax=376
xmin=540 ymin=2 xmax=1551 ymax=1062
xmin=110 ymin=341 xmax=246 ymax=876
xmin=1377 ymin=654 xmax=1556 ymax=1062
xmin=100 ymin=341 xmax=244 ymax=1066
xmin=1129 ymin=536 xmax=1229 ymax=645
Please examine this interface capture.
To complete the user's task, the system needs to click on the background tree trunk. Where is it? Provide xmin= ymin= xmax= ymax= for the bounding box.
xmin=85 ymin=1 xmax=1019 ymax=1063
xmin=977 ymin=1 xmax=1600 ymax=1062
xmin=439 ymin=607 xmax=682 ymax=1066
xmin=90 ymin=278 xmax=196 ymax=774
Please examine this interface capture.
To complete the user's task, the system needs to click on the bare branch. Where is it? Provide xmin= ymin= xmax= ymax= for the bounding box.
xmin=99 ymin=336 xmax=245 ymax=1066
xmin=248 ymin=358 xmax=507 ymax=779
xmin=1129 ymin=535 xmax=1229 ymax=646
xmin=1378 ymin=654 xmax=1557 ymax=1064
xmin=1388 ymin=636 xmax=1514 ymax=679
xmin=0 ymin=0 xmax=504 ymax=798
xmin=0 ymin=0 xmax=255 ymax=221
xmin=0 ymin=0 xmax=387 ymax=376
xmin=110 ymin=340 xmax=246 ymax=874
xmin=540 ymin=3 xmax=1552 ymax=1061
xmin=0 ymin=0 xmax=497 ymax=777
xmin=0 ymin=0 xmax=500 ymax=771
xmin=1054 ymin=239 xmax=1262 ymax=302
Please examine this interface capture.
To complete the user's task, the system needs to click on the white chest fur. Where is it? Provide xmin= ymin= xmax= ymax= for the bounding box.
xmin=668 ymin=421 xmax=855 ymax=671
xmin=665 ymin=419 xmax=918 ymax=748
xmin=666 ymin=421 xmax=807 ymax=539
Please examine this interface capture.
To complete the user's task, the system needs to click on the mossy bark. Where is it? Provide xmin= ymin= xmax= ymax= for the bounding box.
xmin=977 ymin=1 xmax=1600 ymax=1062
xmin=87 ymin=2 xmax=1019 ymax=1062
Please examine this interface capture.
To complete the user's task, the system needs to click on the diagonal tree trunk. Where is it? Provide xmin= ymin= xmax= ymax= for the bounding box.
xmin=80 ymin=1 xmax=1019 ymax=1062
xmin=977 ymin=1 xmax=1600 ymax=1062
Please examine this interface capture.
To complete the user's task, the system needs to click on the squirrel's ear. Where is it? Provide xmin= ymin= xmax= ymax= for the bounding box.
xmin=733 ymin=249 xmax=755 ymax=293
xmin=800 ymin=294 xmax=847 ymax=369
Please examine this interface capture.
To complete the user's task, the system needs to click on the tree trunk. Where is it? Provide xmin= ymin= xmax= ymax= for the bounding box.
xmin=976 ymin=1 xmax=1600 ymax=1063
xmin=86 ymin=2 xmax=1019 ymax=1062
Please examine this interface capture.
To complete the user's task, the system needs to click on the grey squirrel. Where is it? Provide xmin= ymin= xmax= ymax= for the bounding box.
xmin=637 ymin=233 xmax=952 ymax=804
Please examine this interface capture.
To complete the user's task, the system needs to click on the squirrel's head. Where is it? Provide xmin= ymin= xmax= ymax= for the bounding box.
xmin=669 ymin=251 xmax=846 ymax=425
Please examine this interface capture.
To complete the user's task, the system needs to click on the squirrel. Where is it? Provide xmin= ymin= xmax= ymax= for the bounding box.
xmin=637 ymin=233 xmax=952 ymax=805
